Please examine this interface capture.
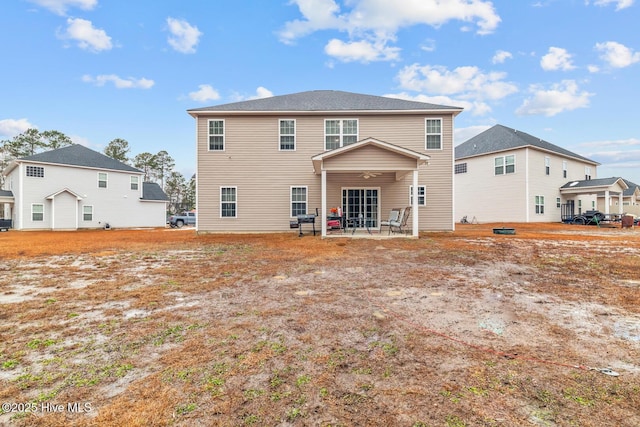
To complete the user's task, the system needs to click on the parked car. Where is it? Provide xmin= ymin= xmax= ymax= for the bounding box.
xmin=167 ymin=211 xmax=196 ymax=228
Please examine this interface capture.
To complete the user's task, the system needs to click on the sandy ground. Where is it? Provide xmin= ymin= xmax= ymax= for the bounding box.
xmin=0 ymin=223 xmax=639 ymax=426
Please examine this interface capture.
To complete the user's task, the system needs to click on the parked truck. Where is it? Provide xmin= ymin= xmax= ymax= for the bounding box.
xmin=167 ymin=211 xmax=196 ymax=228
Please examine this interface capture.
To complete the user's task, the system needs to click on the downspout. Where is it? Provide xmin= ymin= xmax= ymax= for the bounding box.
xmin=17 ymin=163 xmax=23 ymax=230
xmin=412 ymin=169 xmax=418 ymax=237
xmin=525 ymin=148 xmax=530 ymax=222
xmin=321 ymin=169 xmax=327 ymax=237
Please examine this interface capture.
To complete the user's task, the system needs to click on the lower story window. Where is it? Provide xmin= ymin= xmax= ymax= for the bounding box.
xmin=409 ymin=185 xmax=426 ymax=206
xmin=83 ymin=205 xmax=93 ymax=221
xmin=32 ymin=204 xmax=44 ymax=221
xmin=291 ymin=186 xmax=307 ymax=217
xmin=535 ymin=195 xmax=544 ymax=214
xmin=221 ymin=187 xmax=237 ymax=218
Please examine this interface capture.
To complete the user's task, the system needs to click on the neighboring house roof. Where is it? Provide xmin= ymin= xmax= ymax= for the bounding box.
xmin=188 ymin=90 xmax=463 ymax=115
xmin=142 ymin=182 xmax=169 ymax=201
xmin=7 ymin=144 xmax=142 ymax=174
xmin=560 ymin=177 xmax=628 ymax=190
xmin=0 ymin=190 xmax=13 ymax=198
xmin=621 ymin=178 xmax=640 ymax=197
xmin=455 ymin=124 xmax=598 ymax=165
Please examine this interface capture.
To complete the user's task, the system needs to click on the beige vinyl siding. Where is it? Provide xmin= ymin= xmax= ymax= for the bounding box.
xmin=196 ymin=113 xmax=455 ymax=232
xmin=323 ymin=145 xmax=417 ymax=170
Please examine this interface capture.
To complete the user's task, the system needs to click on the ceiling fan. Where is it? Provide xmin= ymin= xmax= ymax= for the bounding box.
xmin=360 ymin=171 xmax=382 ymax=179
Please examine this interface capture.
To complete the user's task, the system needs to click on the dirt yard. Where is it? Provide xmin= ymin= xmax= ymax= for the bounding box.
xmin=1 ymin=223 xmax=639 ymax=426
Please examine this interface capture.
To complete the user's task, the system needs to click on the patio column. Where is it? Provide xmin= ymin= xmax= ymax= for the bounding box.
xmin=604 ymin=190 xmax=610 ymax=214
xmin=619 ymin=192 xmax=623 ymax=215
xmin=412 ymin=169 xmax=418 ymax=237
xmin=321 ymin=169 xmax=327 ymax=237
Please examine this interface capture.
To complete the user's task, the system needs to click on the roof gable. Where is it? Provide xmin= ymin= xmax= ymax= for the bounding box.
xmin=188 ymin=90 xmax=463 ymax=115
xmin=142 ymin=182 xmax=169 ymax=201
xmin=18 ymin=145 xmax=142 ymax=173
xmin=455 ymin=124 xmax=598 ymax=165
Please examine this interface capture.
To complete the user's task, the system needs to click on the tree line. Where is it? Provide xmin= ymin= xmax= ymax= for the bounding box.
xmin=0 ymin=129 xmax=194 ymax=214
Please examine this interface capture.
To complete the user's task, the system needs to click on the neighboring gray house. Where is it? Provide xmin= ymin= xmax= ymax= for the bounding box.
xmin=455 ymin=124 xmax=612 ymax=223
xmin=595 ymin=178 xmax=640 ymax=217
xmin=1 ymin=144 xmax=168 ymax=230
xmin=187 ymin=90 xmax=463 ymax=237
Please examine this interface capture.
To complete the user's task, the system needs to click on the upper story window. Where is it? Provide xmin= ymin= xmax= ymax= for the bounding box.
xmin=495 ymin=155 xmax=515 ymax=175
xmin=208 ymin=119 xmax=225 ymax=151
xmin=98 ymin=172 xmax=108 ymax=188
xmin=454 ymin=163 xmax=467 ymax=174
xmin=130 ymin=176 xmax=139 ymax=190
xmin=545 ymin=157 xmax=550 ymax=175
xmin=562 ymin=160 xmax=567 ymax=178
xmin=26 ymin=166 xmax=44 ymax=177
xmin=425 ymin=118 xmax=442 ymax=150
xmin=325 ymin=119 xmax=358 ymax=150
xmin=279 ymin=119 xmax=296 ymax=151
xmin=585 ymin=166 xmax=592 ymax=180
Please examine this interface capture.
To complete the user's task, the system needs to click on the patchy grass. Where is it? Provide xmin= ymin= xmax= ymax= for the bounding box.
xmin=0 ymin=223 xmax=639 ymax=426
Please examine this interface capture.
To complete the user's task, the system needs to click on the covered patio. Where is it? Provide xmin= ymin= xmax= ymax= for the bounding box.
xmin=311 ymin=137 xmax=430 ymax=238
xmin=559 ymin=177 xmax=628 ymax=219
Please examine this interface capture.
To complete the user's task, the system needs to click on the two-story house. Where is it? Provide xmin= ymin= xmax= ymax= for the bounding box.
xmin=187 ymin=90 xmax=463 ymax=237
xmin=453 ymin=124 xmax=624 ymax=223
xmin=1 ymin=144 xmax=168 ymax=230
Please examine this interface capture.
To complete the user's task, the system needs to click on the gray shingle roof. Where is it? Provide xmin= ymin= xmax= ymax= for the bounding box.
xmin=20 ymin=144 xmax=142 ymax=173
xmin=560 ymin=177 xmax=624 ymax=189
xmin=0 ymin=190 xmax=13 ymax=198
xmin=456 ymin=124 xmax=598 ymax=164
xmin=188 ymin=90 xmax=463 ymax=113
xmin=142 ymin=182 xmax=169 ymax=201
xmin=621 ymin=178 xmax=640 ymax=197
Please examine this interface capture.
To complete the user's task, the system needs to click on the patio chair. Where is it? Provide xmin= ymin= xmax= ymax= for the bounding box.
xmin=390 ymin=206 xmax=411 ymax=234
xmin=380 ymin=208 xmax=401 ymax=235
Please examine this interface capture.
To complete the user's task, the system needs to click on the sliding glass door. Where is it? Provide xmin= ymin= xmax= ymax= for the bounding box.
xmin=342 ymin=188 xmax=379 ymax=228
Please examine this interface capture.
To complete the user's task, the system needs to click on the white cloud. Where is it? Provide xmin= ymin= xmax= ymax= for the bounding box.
xmin=395 ymin=64 xmax=517 ymax=116
xmin=0 ymin=118 xmax=35 ymax=137
xmin=516 ymin=80 xmax=592 ymax=116
xmin=592 ymin=0 xmax=634 ymax=11
xmin=279 ymin=0 xmax=501 ymax=62
xmin=230 ymin=87 xmax=275 ymax=102
xmin=540 ymin=47 xmax=576 ymax=71
xmin=492 ymin=50 xmax=512 ymax=64
xmin=595 ymin=41 xmax=640 ymax=68
xmin=454 ymin=125 xmax=492 ymax=145
xmin=385 ymin=92 xmax=490 ymax=117
xmin=188 ymin=84 xmax=220 ymax=102
xmin=58 ymin=18 xmax=112 ymax=52
xmin=166 ymin=18 xmax=202 ymax=54
xmin=579 ymin=137 xmax=640 ymax=148
xmin=27 ymin=0 xmax=97 ymax=15
xmin=82 ymin=74 xmax=154 ymax=89
xmin=324 ymin=38 xmax=400 ymax=62
xmin=587 ymin=64 xmax=600 ymax=73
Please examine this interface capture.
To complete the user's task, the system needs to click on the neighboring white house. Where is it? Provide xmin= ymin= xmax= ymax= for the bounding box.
xmin=454 ymin=124 xmax=616 ymax=223
xmin=596 ymin=178 xmax=640 ymax=218
xmin=1 ymin=144 xmax=168 ymax=230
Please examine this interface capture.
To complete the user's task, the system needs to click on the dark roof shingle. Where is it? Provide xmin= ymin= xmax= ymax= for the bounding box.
xmin=188 ymin=90 xmax=463 ymax=113
xmin=142 ymin=182 xmax=168 ymax=201
xmin=20 ymin=144 xmax=142 ymax=173
xmin=455 ymin=124 xmax=597 ymax=164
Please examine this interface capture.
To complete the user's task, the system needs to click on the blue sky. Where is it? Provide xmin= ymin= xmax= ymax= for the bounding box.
xmin=1 ymin=0 xmax=639 ymax=184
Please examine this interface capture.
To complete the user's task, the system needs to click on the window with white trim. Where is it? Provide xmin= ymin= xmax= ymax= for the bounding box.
xmin=495 ymin=155 xmax=515 ymax=175
xmin=32 ymin=204 xmax=44 ymax=221
xmin=545 ymin=157 xmax=550 ymax=175
xmin=220 ymin=187 xmax=237 ymax=218
xmin=556 ymin=197 xmax=561 ymax=208
xmin=208 ymin=119 xmax=225 ymax=151
xmin=585 ymin=166 xmax=591 ymax=180
xmin=290 ymin=186 xmax=307 ymax=217
xmin=325 ymin=119 xmax=358 ymax=150
xmin=562 ymin=160 xmax=567 ymax=178
xmin=26 ymin=166 xmax=44 ymax=177
xmin=130 ymin=176 xmax=139 ymax=190
xmin=98 ymin=172 xmax=108 ymax=188
xmin=83 ymin=205 xmax=93 ymax=221
xmin=535 ymin=196 xmax=544 ymax=214
xmin=409 ymin=185 xmax=426 ymax=206
xmin=279 ymin=119 xmax=296 ymax=151
xmin=425 ymin=118 xmax=442 ymax=149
